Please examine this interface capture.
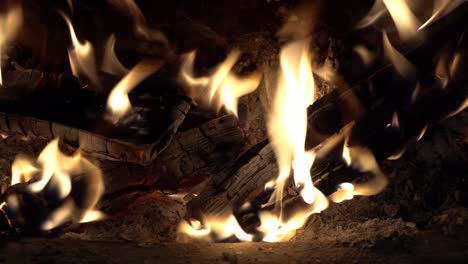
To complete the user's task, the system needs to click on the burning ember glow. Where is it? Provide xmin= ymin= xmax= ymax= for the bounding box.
xmin=1 ymin=139 xmax=104 ymax=230
xmin=0 ymin=2 xmax=22 ymax=86
xmin=179 ymin=50 xmax=262 ymax=117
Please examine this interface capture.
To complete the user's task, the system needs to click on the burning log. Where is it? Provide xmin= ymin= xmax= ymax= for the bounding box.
xmin=187 ymin=2 xmax=468 ymax=231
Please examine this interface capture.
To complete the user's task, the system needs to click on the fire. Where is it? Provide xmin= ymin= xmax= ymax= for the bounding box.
xmin=358 ymin=0 xmax=420 ymax=41
xmin=178 ymin=15 xmax=395 ymax=240
xmin=382 ymin=32 xmax=416 ymax=77
xmin=106 ymin=59 xmax=163 ymax=123
xmin=179 ymin=213 xmax=253 ymax=242
xmin=0 ymin=2 xmax=22 ymax=86
xmin=267 ymin=39 xmax=319 ymax=205
xmin=61 ymin=13 xmax=100 ymax=89
xmin=419 ymin=0 xmax=467 ymax=30
xmin=108 ymin=0 xmax=168 ymax=44
xmin=382 ymin=0 xmax=421 ymax=40
xmin=101 ymin=34 xmax=128 ymax=77
xmin=8 ymin=139 xmax=105 ymax=230
xmin=179 ymin=50 xmax=262 ymax=116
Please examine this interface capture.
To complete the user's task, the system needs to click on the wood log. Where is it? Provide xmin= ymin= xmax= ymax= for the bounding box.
xmin=0 ymin=99 xmax=189 ymax=165
xmin=99 ymin=114 xmax=248 ymax=196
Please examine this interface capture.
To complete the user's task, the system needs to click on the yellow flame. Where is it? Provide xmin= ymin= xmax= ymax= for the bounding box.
xmin=109 ymin=0 xmax=168 ymax=44
xmin=356 ymin=0 xmax=387 ymax=29
xmin=383 ymin=32 xmax=416 ymax=77
xmin=383 ymin=0 xmax=421 ymax=41
xmin=340 ymin=145 xmax=388 ymax=196
xmin=61 ymin=13 xmax=100 ymax=89
xmin=391 ymin=112 xmax=400 ymax=128
xmin=101 ymin=34 xmax=128 ymax=77
xmin=358 ymin=0 xmax=420 ymax=41
xmin=178 ymin=213 xmax=253 ymax=242
xmin=353 ymin=45 xmax=375 ymax=65
xmin=0 ymin=3 xmax=23 ymax=86
xmin=11 ymin=155 xmax=39 ymax=185
xmin=106 ymin=60 xmax=162 ymax=123
xmin=179 ymin=50 xmax=261 ymax=117
xmin=329 ymin=182 xmax=355 ymax=203
xmin=447 ymin=97 xmax=468 ymax=118
xmin=267 ymin=40 xmax=317 ymax=204
xmin=10 ymin=139 xmax=105 ymax=230
xmin=259 ymin=187 xmax=329 ymax=242
xmin=419 ymin=0 xmax=467 ymax=30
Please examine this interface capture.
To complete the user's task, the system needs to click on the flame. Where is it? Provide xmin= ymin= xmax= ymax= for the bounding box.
xmin=106 ymin=60 xmax=162 ymax=123
xmin=0 ymin=3 xmax=23 ymax=86
xmin=391 ymin=112 xmax=400 ymax=128
xmin=383 ymin=0 xmax=421 ymax=41
xmin=354 ymin=45 xmax=375 ymax=65
xmin=101 ymin=34 xmax=128 ymax=77
xmin=108 ymin=0 xmax=168 ymax=44
xmin=339 ymin=144 xmax=388 ymax=197
xmin=329 ymin=182 xmax=355 ymax=203
xmin=447 ymin=97 xmax=468 ymax=118
xmin=178 ymin=213 xmax=253 ymax=242
xmin=61 ymin=13 xmax=100 ymax=89
xmin=179 ymin=50 xmax=261 ymax=117
xmin=10 ymin=139 xmax=105 ymax=230
xmin=419 ymin=0 xmax=467 ymax=30
xmin=11 ymin=155 xmax=39 ymax=185
xmin=356 ymin=0 xmax=387 ymax=29
xmin=178 ymin=37 xmax=387 ymax=242
xmin=383 ymin=32 xmax=416 ymax=77
xmin=67 ymin=0 xmax=74 ymax=13
xmin=267 ymin=40 xmax=317 ymax=205
xmin=358 ymin=0 xmax=420 ymax=41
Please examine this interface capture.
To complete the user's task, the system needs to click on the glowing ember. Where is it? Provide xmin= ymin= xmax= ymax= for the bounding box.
xmin=9 ymin=139 xmax=105 ymax=230
xmin=179 ymin=50 xmax=261 ymax=117
xmin=0 ymin=3 xmax=22 ymax=86
xmin=106 ymin=59 xmax=163 ymax=123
